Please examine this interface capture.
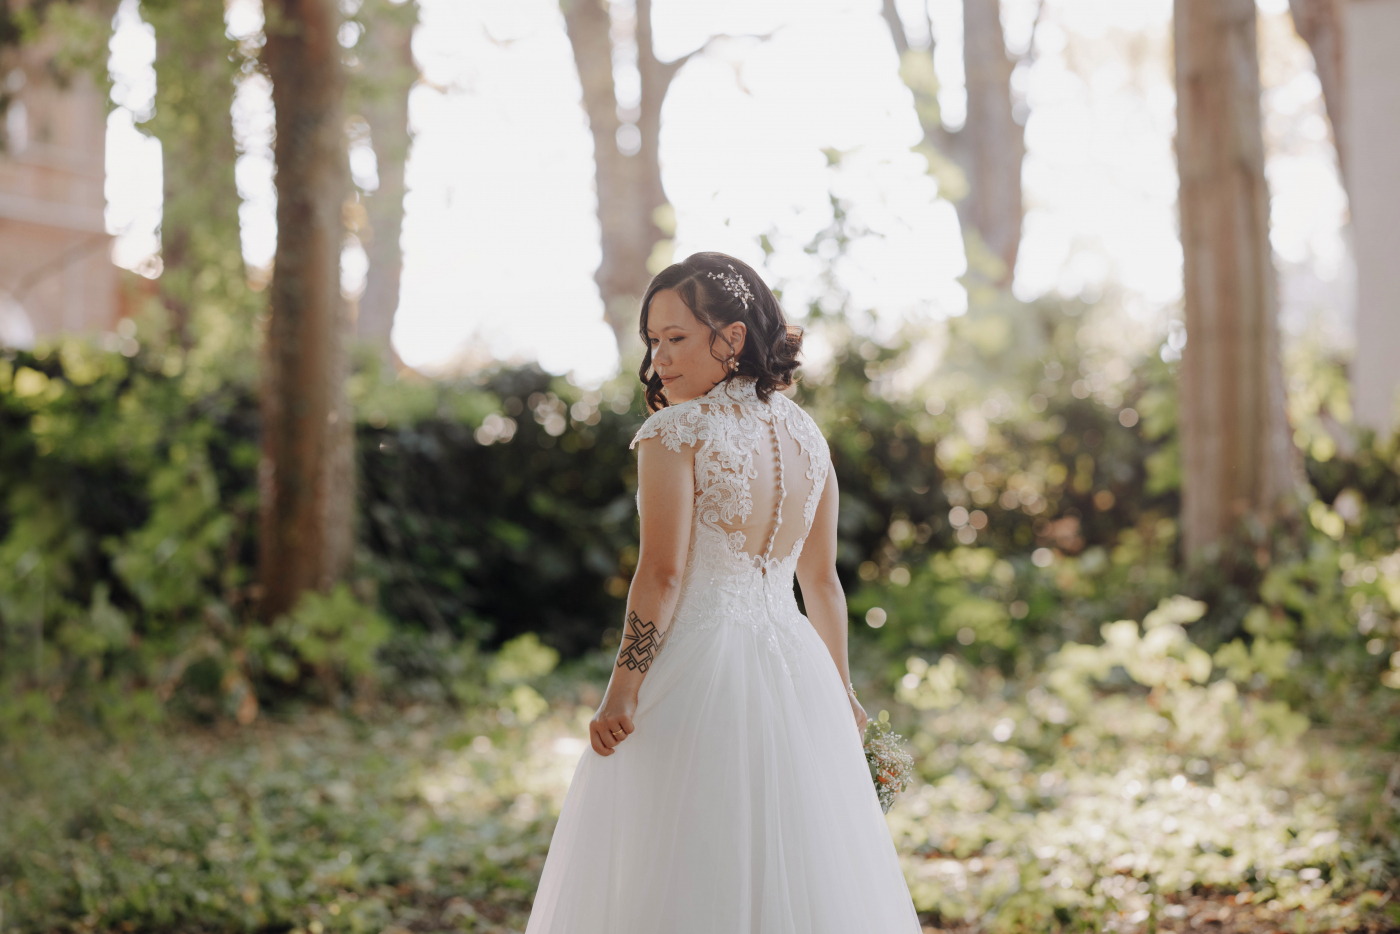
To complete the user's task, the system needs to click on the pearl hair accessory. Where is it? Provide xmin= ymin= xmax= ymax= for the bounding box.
xmin=707 ymin=264 xmax=754 ymax=311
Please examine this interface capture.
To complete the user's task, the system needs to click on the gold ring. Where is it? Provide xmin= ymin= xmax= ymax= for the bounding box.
xmin=610 ymin=729 xmax=624 ymax=737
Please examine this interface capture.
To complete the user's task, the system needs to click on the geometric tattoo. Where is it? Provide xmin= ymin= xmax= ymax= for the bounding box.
xmin=616 ymin=610 xmax=667 ymax=673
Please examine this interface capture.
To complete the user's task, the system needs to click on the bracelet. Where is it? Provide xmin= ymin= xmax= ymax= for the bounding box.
xmin=845 ymin=681 xmax=858 ymax=698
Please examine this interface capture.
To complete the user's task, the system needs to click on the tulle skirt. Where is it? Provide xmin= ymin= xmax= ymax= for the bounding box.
xmin=523 ymin=602 xmax=922 ymax=934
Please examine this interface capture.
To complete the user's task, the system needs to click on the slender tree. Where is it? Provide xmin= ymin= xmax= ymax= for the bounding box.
xmin=140 ymin=0 xmax=252 ymax=348
xmin=1174 ymin=0 xmax=1297 ymax=558
xmin=258 ymin=0 xmax=355 ymax=621
xmin=1343 ymin=1 xmax=1400 ymax=434
xmin=1284 ymin=4 xmax=1400 ymax=434
xmin=348 ymin=0 xmax=419 ymax=355
xmin=1287 ymin=0 xmax=1346 ymax=190
xmin=563 ymin=0 xmax=664 ymax=352
xmin=562 ymin=0 xmax=745 ymax=353
xmin=881 ymin=0 xmax=1029 ymax=285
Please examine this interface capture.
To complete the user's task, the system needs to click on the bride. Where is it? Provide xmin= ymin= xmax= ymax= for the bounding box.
xmin=524 ymin=252 xmax=921 ymax=933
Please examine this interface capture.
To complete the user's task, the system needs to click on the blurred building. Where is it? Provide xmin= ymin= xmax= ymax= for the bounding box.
xmin=1348 ymin=0 xmax=1400 ymax=433
xmin=0 ymin=34 xmax=119 ymax=348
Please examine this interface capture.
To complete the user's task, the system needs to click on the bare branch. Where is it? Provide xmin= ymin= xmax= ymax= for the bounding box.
xmin=481 ymin=22 xmax=536 ymax=49
xmin=1021 ymin=0 xmax=1046 ymax=65
xmin=1287 ymin=0 xmax=1347 ymax=190
xmin=417 ymin=77 xmax=467 ymax=95
xmin=881 ymin=0 xmax=911 ymax=56
xmin=657 ymin=29 xmax=778 ymax=88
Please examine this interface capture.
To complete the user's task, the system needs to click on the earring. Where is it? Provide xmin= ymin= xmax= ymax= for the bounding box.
xmin=726 ymin=355 xmax=738 ymax=373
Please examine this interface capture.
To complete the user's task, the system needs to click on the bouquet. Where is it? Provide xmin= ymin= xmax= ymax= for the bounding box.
xmin=863 ymin=712 xmax=915 ymax=814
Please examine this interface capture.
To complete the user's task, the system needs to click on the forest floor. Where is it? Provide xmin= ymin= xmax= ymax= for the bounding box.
xmin=3 ymin=690 xmax=1399 ymax=934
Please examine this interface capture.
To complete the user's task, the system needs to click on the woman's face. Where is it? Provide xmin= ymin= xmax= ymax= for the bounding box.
xmin=645 ymin=288 xmax=746 ymax=405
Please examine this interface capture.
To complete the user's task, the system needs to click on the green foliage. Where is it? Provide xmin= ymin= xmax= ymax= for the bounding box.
xmin=7 ymin=280 xmax=1399 ymax=743
xmin=0 ymin=706 xmax=569 ymax=933
xmin=0 ymin=323 xmax=260 ymax=729
xmin=138 ymin=0 xmax=262 ymax=359
xmin=0 ymin=337 xmax=643 ymax=722
xmin=488 ymin=632 xmax=560 ymax=685
xmin=3 ymin=646 xmax=1393 ymax=934
xmin=248 ymin=584 xmax=392 ymax=696
xmin=785 ymin=205 xmax=1186 ymax=664
xmin=884 ymin=600 xmax=1377 ymax=932
xmin=356 ymin=365 xmax=649 ymax=657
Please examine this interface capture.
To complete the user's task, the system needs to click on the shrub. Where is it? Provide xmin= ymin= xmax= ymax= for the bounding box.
xmin=885 ymin=596 xmax=1374 ymax=932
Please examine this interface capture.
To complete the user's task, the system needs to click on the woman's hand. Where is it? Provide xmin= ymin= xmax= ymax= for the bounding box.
xmin=589 ymin=688 xmax=637 ymax=756
xmin=850 ymin=693 xmax=868 ymax=736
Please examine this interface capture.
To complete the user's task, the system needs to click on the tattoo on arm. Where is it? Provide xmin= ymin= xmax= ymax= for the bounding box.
xmin=617 ymin=610 xmax=667 ymax=673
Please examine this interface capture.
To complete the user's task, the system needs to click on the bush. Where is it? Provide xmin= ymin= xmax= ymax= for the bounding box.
xmin=4 ymin=267 xmax=1400 ymax=745
xmin=245 ymin=584 xmax=393 ymax=707
xmin=884 ymin=596 xmax=1381 ymax=932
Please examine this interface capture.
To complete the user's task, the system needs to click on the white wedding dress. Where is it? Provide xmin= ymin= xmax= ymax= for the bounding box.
xmin=524 ymin=377 xmax=921 ymax=934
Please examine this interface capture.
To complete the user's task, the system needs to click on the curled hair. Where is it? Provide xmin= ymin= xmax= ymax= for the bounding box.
xmin=637 ymin=252 xmax=802 ymax=412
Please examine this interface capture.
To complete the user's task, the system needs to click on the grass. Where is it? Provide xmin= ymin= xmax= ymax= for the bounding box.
xmin=3 ymin=646 xmax=1400 ymax=934
xmin=0 ymin=702 xmax=581 ymax=934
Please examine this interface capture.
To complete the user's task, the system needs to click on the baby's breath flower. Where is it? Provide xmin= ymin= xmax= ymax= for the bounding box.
xmin=864 ymin=720 xmax=915 ymax=813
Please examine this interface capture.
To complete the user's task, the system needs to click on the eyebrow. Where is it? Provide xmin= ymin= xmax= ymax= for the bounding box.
xmin=645 ymin=324 xmax=690 ymax=337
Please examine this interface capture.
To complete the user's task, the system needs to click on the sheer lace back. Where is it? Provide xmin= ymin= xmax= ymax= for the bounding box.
xmin=629 ymin=377 xmax=831 ymax=672
xmin=630 ymin=378 xmax=830 ymax=578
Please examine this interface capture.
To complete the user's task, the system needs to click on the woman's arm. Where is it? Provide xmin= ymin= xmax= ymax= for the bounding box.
xmin=795 ymin=468 xmax=868 ymax=735
xmin=589 ymin=436 xmax=695 ymax=756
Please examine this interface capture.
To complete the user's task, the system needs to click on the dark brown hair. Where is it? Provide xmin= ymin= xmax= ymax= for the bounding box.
xmin=637 ymin=252 xmax=802 ymax=412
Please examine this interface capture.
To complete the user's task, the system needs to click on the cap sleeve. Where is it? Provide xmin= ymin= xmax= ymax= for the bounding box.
xmin=629 ymin=401 xmax=706 ymax=452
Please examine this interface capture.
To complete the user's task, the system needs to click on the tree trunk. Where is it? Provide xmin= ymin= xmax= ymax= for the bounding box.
xmin=140 ymin=0 xmax=249 ymax=348
xmin=1287 ymin=0 xmax=1347 ymax=191
xmin=880 ymin=0 xmax=1025 ymax=286
xmin=961 ymin=0 xmax=1024 ymax=282
xmin=259 ymin=0 xmax=355 ymax=621
xmin=350 ymin=0 xmax=418 ymax=354
xmin=1344 ymin=0 xmax=1400 ymax=435
xmin=634 ymin=0 xmax=679 ymax=274
xmin=562 ymin=0 xmax=677 ymax=354
xmin=1174 ymin=0 xmax=1297 ymax=559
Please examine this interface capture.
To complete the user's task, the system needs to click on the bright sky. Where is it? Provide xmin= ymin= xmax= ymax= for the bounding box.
xmin=102 ymin=0 xmax=1349 ymax=385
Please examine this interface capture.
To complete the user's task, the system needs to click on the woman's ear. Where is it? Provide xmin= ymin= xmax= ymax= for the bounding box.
xmin=724 ymin=321 xmax=747 ymax=357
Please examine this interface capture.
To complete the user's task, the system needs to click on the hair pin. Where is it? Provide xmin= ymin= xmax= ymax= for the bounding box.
xmin=707 ymin=264 xmax=754 ymax=311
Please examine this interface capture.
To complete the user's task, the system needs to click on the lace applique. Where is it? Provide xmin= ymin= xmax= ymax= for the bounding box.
xmin=631 ymin=382 xmax=768 ymax=561
xmin=630 ymin=401 xmax=707 ymax=453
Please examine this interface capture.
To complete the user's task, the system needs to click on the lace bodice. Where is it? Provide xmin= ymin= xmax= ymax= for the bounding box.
xmin=631 ymin=377 xmax=831 ymax=577
xmin=629 ymin=378 xmax=831 ymax=669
